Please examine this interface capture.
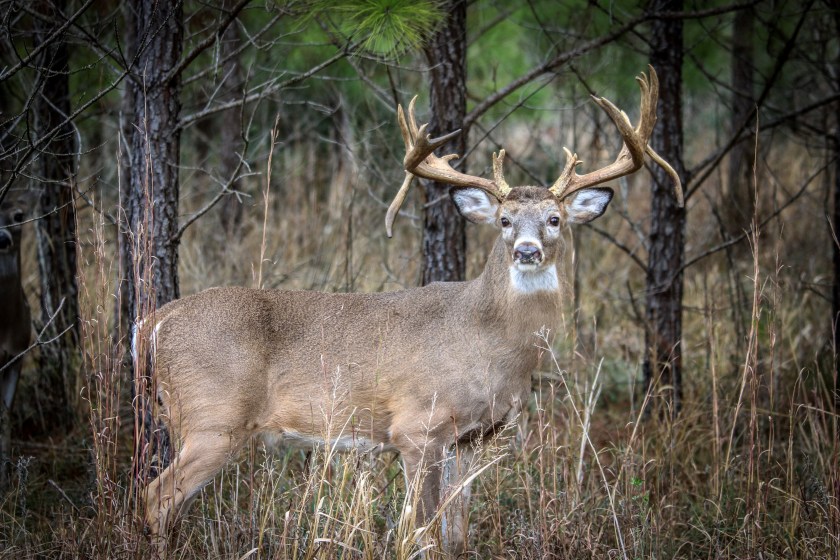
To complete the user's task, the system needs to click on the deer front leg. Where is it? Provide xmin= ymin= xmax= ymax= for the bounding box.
xmin=441 ymin=444 xmax=476 ymax=557
xmin=0 ymin=360 xmax=21 ymax=493
xmin=400 ymin=446 xmax=443 ymax=527
xmin=397 ymin=437 xmax=448 ymax=558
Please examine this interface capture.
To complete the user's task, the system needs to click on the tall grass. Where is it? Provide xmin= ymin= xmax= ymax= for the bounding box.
xmin=1 ymin=121 xmax=838 ymax=559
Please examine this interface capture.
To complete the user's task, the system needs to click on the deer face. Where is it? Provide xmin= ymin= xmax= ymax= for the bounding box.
xmin=452 ymin=186 xmax=613 ymax=289
xmin=0 ymin=197 xmax=26 ymax=256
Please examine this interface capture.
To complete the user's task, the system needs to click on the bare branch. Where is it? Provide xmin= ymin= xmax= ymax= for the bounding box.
xmin=164 ymin=0 xmax=252 ymax=85
xmin=178 ymin=46 xmax=350 ymax=129
xmin=0 ymin=0 xmax=96 ymax=83
xmin=0 ymin=298 xmax=70 ymax=375
xmin=682 ymin=157 xmax=833 ymax=272
xmin=685 ymin=0 xmax=814 ymax=197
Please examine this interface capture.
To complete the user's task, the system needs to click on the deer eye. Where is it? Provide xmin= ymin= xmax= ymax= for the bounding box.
xmin=548 ymin=216 xmax=560 ymax=227
xmin=500 ymin=217 xmax=511 ymax=228
xmin=12 ymin=211 xmax=24 ymax=223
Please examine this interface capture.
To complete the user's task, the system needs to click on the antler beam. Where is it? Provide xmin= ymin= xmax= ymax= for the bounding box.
xmin=548 ymin=66 xmax=684 ymax=207
xmin=385 ymin=97 xmax=511 ymax=237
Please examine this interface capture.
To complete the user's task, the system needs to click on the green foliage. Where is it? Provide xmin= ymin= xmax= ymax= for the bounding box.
xmin=312 ymin=0 xmax=445 ymax=57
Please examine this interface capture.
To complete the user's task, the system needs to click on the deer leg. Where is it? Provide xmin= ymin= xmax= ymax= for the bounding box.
xmin=145 ymin=430 xmax=245 ymax=539
xmin=400 ymin=444 xmax=446 ymax=552
xmin=0 ymin=360 xmax=21 ymax=492
xmin=441 ymin=444 xmax=475 ymax=558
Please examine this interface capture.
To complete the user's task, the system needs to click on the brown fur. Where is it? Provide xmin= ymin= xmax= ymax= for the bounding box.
xmin=140 ymin=185 xmax=607 ymax=554
xmin=0 ymin=195 xmax=32 ymax=491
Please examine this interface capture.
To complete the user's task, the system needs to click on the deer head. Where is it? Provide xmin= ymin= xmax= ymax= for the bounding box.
xmin=385 ymin=67 xmax=684 ymax=278
xmin=0 ymin=194 xmax=27 ymax=278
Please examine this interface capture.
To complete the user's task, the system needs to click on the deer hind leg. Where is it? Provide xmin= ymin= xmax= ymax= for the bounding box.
xmin=144 ymin=430 xmax=245 ymax=539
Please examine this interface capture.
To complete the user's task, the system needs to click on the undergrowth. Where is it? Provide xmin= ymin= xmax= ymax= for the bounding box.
xmin=1 ymin=130 xmax=838 ymax=559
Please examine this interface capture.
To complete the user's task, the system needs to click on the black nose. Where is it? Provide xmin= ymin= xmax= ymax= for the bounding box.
xmin=514 ymin=244 xmax=542 ymax=263
xmin=0 ymin=230 xmax=12 ymax=250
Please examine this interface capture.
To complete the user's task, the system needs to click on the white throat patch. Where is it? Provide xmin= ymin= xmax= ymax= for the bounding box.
xmin=509 ymin=265 xmax=559 ymax=294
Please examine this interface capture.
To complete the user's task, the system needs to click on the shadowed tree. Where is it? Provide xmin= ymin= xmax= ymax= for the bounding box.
xmin=727 ymin=5 xmax=756 ymax=236
xmin=421 ymin=0 xmax=468 ymax=284
xmin=833 ymin=5 xmax=840 ymax=409
xmin=121 ymin=0 xmax=185 ymax=477
xmin=218 ymin=8 xmax=245 ymax=235
xmin=32 ymin=0 xmax=79 ymax=430
xmin=643 ymin=0 xmax=687 ymax=415
xmin=122 ymin=0 xmax=184 ymax=323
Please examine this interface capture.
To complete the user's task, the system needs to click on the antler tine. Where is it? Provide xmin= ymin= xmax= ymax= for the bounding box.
xmin=492 ymin=150 xmax=511 ymax=197
xmin=386 ymin=96 xmax=511 ymax=237
xmin=548 ymin=66 xmax=683 ymax=207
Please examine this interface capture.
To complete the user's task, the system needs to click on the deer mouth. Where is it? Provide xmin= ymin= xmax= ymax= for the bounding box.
xmin=0 ymin=231 xmax=13 ymax=252
xmin=513 ymin=240 xmax=544 ymax=269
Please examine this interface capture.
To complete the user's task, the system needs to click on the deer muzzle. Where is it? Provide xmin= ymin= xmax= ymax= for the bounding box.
xmin=0 ymin=230 xmax=13 ymax=252
xmin=513 ymin=241 xmax=543 ymax=266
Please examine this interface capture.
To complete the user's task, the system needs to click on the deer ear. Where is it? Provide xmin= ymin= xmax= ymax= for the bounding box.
xmin=563 ymin=187 xmax=613 ymax=224
xmin=451 ymin=188 xmax=500 ymax=225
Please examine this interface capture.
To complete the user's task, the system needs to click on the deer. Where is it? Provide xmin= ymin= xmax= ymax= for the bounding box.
xmin=0 ymin=193 xmax=32 ymax=492
xmin=137 ymin=67 xmax=682 ymax=556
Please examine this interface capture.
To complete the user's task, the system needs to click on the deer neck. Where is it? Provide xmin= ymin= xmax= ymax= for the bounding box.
xmin=0 ymin=252 xmax=23 ymax=297
xmin=467 ymin=235 xmax=562 ymax=335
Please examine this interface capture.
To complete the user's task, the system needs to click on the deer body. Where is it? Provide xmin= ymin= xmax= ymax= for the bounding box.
xmin=0 ymin=198 xmax=31 ymax=491
xmin=142 ymin=191 xmax=569 ymax=540
xmin=152 ymin=247 xmax=557 ymax=452
xmin=142 ymin=69 xmax=682 ymax=555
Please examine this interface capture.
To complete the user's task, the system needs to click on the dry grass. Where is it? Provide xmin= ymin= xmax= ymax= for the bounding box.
xmin=1 ymin=125 xmax=838 ymax=559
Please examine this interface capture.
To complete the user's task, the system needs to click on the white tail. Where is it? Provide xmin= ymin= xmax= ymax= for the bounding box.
xmin=139 ymin=68 xmax=681 ymax=555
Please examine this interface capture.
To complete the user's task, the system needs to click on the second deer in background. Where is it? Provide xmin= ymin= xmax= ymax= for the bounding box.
xmin=0 ymin=194 xmax=32 ymax=493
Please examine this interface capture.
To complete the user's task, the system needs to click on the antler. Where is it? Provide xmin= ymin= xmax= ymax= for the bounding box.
xmin=385 ymin=96 xmax=511 ymax=237
xmin=548 ymin=66 xmax=684 ymax=207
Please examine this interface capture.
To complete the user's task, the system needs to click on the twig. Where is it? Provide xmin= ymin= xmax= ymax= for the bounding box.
xmin=0 ymin=298 xmax=70 ymax=375
xmin=164 ymin=0 xmax=252 ymax=85
xmin=0 ymin=0 xmax=96 ymax=83
xmin=682 ymin=157 xmax=833 ymax=271
xmin=178 ymin=46 xmax=352 ymax=129
xmin=48 ymin=479 xmax=80 ymax=514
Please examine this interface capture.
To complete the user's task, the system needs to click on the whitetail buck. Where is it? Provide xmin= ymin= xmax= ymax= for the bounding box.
xmin=0 ymin=194 xmax=32 ymax=491
xmin=138 ymin=67 xmax=682 ymax=555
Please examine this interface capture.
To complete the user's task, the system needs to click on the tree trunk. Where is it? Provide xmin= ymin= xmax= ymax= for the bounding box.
xmin=421 ymin=0 xmax=467 ymax=285
xmin=833 ymin=8 xmax=840 ymax=410
xmin=124 ymin=0 xmax=183 ymax=324
xmin=643 ymin=0 xmax=686 ymax=416
xmin=122 ymin=0 xmax=183 ymax=478
xmin=727 ymin=6 xmax=756 ymax=233
xmin=117 ymin=0 xmax=136 ymax=341
xmin=219 ymin=12 xmax=244 ymax=235
xmin=834 ymin=119 xmax=839 ymax=409
xmin=33 ymin=0 xmax=78 ymax=429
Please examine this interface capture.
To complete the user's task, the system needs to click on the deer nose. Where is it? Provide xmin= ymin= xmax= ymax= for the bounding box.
xmin=514 ymin=243 xmax=542 ymax=264
xmin=0 ymin=230 xmax=12 ymax=251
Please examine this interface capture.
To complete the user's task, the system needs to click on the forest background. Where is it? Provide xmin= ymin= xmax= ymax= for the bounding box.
xmin=0 ymin=0 xmax=838 ymax=558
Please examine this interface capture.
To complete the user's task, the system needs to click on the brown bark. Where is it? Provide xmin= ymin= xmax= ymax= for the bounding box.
xmin=833 ymin=8 xmax=840 ymax=410
xmin=834 ymin=120 xmax=839 ymax=409
xmin=33 ymin=0 xmax=78 ymax=428
xmin=727 ymin=6 xmax=756 ymax=235
xmin=219 ymin=13 xmax=244 ymax=235
xmin=116 ymin=0 xmax=136 ymax=341
xmin=121 ymin=0 xmax=184 ymax=477
xmin=421 ymin=0 xmax=467 ymax=285
xmin=643 ymin=0 xmax=686 ymax=415
xmin=123 ymin=0 xmax=183 ymax=321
